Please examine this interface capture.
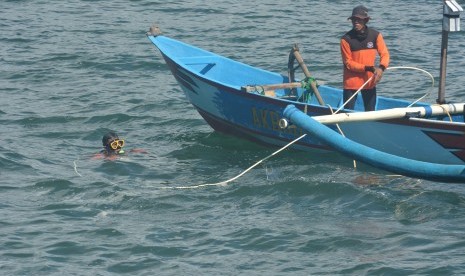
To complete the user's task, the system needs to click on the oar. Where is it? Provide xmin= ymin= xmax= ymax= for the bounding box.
xmin=290 ymin=45 xmax=325 ymax=106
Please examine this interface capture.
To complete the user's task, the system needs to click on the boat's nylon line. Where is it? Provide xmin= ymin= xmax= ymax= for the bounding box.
xmin=438 ymin=104 xmax=453 ymax=122
xmin=158 ymin=66 xmax=435 ymax=189
xmin=76 ymin=68 xmax=436 ymax=186
xmin=386 ymin=66 xmax=435 ymax=107
xmin=74 ymin=159 xmax=82 ymax=177
xmin=161 ymin=134 xmax=308 ymax=189
xmin=335 ymin=76 xmax=373 ymax=114
xmin=326 ymin=104 xmax=357 ymax=169
xmin=335 ymin=66 xmax=434 ymax=113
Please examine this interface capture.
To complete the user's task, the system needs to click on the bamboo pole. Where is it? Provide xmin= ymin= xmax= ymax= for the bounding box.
xmin=311 ymin=103 xmax=465 ymax=125
xmin=290 ymin=45 xmax=325 ymax=106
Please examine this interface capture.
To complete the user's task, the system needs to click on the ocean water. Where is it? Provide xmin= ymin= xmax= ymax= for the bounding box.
xmin=2 ymin=0 xmax=465 ymax=275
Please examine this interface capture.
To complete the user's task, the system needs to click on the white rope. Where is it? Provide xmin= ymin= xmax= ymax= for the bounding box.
xmin=161 ymin=134 xmax=307 ymax=189
xmin=385 ymin=66 xmax=435 ymax=107
xmin=94 ymin=67 xmax=433 ymax=189
xmin=334 ymin=76 xmax=374 ymax=114
xmin=326 ymin=104 xmax=357 ymax=169
xmin=335 ymin=66 xmax=435 ymax=113
xmin=73 ymin=159 xmax=82 ymax=177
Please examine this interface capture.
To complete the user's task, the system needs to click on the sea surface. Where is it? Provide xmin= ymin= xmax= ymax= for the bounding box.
xmin=2 ymin=0 xmax=465 ymax=275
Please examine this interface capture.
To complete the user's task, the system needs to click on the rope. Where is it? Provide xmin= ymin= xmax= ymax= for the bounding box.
xmin=335 ymin=76 xmax=374 ymax=114
xmin=327 ymin=104 xmax=357 ymax=169
xmin=73 ymin=159 xmax=82 ymax=177
xmin=301 ymin=77 xmax=317 ymax=90
xmin=386 ymin=66 xmax=435 ymax=107
xmin=438 ymin=104 xmax=453 ymax=122
xmin=76 ymin=67 xmax=435 ymax=188
xmin=161 ymin=66 xmax=436 ymax=189
xmin=301 ymin=77 xmax=318 ymax=114
xmin=335 ymin=66 xmax=435 ymax=113
xmin=161 ymin=134 xmax=307 ymax=189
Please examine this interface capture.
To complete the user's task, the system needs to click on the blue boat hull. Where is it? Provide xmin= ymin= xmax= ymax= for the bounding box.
xmin=148 ymin=35 xmax=465 ymax=166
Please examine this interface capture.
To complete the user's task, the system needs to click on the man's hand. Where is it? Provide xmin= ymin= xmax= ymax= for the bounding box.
xmin=373 ymin=67 xmax=384 ymax=84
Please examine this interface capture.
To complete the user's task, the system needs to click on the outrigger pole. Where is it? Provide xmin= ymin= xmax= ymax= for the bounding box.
xmin=438 ymin=0 xmax=463 ymax=104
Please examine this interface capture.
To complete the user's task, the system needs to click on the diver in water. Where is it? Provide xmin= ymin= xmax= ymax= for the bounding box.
xmin=101 ymin=131 xmax=125 ymax=157
xmin=93 ymin=131 xmax=147 ymax=160
xmin=92 ymin=131 xmax=126 ymax=160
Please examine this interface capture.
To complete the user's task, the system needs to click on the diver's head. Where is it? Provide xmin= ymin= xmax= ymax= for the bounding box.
xmin=102 ymin=131 xmax=125 ymax=154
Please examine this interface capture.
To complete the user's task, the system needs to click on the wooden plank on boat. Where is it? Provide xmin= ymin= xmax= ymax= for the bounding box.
xmin=241 ymin=82 xmax=302 ymax=93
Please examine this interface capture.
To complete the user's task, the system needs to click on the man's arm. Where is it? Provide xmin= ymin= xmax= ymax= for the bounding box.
xmin=377 ymin=33 xmax=390 ymax=69
xmin=373 ymin=33 xmax=390 ymax=84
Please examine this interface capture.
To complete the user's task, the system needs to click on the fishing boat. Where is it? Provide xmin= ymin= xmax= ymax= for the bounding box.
xmin=146 ymin=1 xmax=465 ymax=182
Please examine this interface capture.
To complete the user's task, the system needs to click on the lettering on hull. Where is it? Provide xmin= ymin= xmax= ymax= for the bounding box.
xmin=252 ymin=107 xmax=304 ymax=137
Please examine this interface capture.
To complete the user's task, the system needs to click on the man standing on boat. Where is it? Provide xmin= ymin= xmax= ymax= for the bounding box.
xmin=340 ymin=5 xmax=390 ymax=111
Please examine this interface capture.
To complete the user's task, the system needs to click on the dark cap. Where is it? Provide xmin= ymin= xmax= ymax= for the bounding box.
xmin=349 ymin=5 xmax=370 ymax=19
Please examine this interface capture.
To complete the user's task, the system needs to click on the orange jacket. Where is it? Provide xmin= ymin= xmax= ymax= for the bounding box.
xmin=341 ymin=27 xmax=390 ymax=90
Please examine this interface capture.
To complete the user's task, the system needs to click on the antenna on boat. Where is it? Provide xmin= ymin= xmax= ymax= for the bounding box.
xmin=437 ymin=0 xmax=463 ymax=104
